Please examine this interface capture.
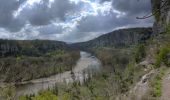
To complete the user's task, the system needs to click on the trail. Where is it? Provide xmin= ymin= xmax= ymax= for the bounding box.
xmin=161 ymin=69 xmax=170 ymax=100
xmin=132 ymin=70 xmax=155 ymax=100
xmin=116 ymin=69 xmax=155 ymax=100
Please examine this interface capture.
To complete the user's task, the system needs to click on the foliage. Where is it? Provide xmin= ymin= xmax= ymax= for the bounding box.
xmin=32 ymin=91 xmax=58 ymax=100
xmin=19 ymin=91 xmax=58 ymax=100
xmin=134 ymin=44 xmax=146 ymax=63
xmin=45 ymin=50 xmax=65 ymax=57
xmin=0 ymin=51 xmax=80 ymax=82
xmin=0 ymin=84 xmax=16 ymax=100
xmin=19 ymin=96 xmax=30 ymax=100
xmin=165 ymin=24 xmax=170 ymax=34
xmin=150 ymin=67 xmax=167 ymax=97
xmin=120 ymin=62 xmax=135 ymax=93
xmin=94 ymin=48 xmax=132 ymax=72
xmin=155 ymin=46 xmax=170 ymax=68
xmin=18 ymin=46 xmax=147 ymax=100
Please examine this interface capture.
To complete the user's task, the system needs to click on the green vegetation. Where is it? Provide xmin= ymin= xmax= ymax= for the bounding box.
xmin=0 ymin=40 xmax=80 ymax=82
xmin=142 ymin=34 xmax=170 ymax=99
xmin=0 ymin=84 xmax=16 ymax=100
xmin=0 ymin=39 xmax=68 ymax=57
xmin=141 ymin=67 xmax=167 ymax=100
xmin=0 ymin=51 xmax=80 ymax=82
xmin=165 ymin=24 xmax=170 ymax=34
xmin=32 ymin=91 xmax=58 ymax=100
xmin=91 ymin=47 xmax=146 ymax=94
xmin=90 ymin=47 xmax=146 ymax=96
xmin=0 ymin=1 xmax=170 ymax=99
xmin=120 ymin=62 xmax=136 ymax=93
xmin=17 ymin=46 xmax=147 ymax=100
xmin=19 ymin=91 xmax=58 ymax=100
xmin=134 ymin=44 xmax=146 ymax=63
xmin=150 ymin=67 xmax=167 ymax=98
xmin=155 ymin=46 xmax=170 ymax=68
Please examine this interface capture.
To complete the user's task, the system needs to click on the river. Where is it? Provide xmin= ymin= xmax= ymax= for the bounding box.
xmin=15 ymin=51 xmax=102 ymax=96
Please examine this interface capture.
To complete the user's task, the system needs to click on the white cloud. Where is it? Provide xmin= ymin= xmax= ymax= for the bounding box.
xmin=0 ymin=0 xmax=153 ymax=42
xmin=14 ymin=0 xmax=42 ymax=18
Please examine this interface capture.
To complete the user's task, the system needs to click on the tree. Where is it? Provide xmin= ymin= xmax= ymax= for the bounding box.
xmin=136 ymin=0 xmax=169 ymax=20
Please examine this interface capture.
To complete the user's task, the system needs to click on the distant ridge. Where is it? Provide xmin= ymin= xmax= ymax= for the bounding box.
xmin=0 ymin=39 xmax=68 ymax=57
xmin=70 ymin=27 xmax=153 ymax=50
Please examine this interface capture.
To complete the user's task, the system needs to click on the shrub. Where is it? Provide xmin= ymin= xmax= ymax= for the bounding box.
xmin=150 ymin=67 xmax=167 ymax=97
xmin=165 ymin=24 xmax=170 ymax=34
xmin=0 ymin=84 xmax=16 ymax=100
xmin=19 ymin=96 xmax=28 ymax=100
xmin=120 ymin=62 xmax=135 ymax=93
xmin=32 ymin=91 xmax=58 ymax=100
xmin=155 ymin=46 xmax=170 ymax=68
xmin=134 ymin=44 xmax=146 ymax=63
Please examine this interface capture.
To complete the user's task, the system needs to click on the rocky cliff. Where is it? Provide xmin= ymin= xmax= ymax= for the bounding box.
xmin=152 ymin=0 xmax=170 ymax=34
xmin=71 ymin=28 xmax=152 ymax=50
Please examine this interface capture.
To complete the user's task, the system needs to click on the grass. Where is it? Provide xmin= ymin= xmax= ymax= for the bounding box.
xmin=155 ymin=46 xmax=170 ymax=68
xmin=134 ymin=44 xmax=146 ymax=63
xmin=20 ymin=91 xmax=58 ymax=100
xmin=165 ymin=24 xmax=170 ymax=35
xmin=150 ymin=67 xmax=167 ymax=97
xmin=0 ymin=84 xmax=16 ymax=100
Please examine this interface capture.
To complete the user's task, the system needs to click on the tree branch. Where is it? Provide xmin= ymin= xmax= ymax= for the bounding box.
xmin=136 ymin=0 xmax=168 ymax=19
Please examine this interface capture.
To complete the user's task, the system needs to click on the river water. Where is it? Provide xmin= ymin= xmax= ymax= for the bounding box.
xmin=15 ymin=51 xmax=102 ymax=96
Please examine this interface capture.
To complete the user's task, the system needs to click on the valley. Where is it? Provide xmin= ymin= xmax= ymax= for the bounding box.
xmin=0 ymin=0 xmax=170 ymax=100
xmin=15 ymin=51 xmax=101 ymax=97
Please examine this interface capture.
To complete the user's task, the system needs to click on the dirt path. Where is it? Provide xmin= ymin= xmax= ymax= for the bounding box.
xmin=161 ymin=69 xmax=170 ymax=100
xmin=116 ymin=69 xmax=155 ymax=100
xmin=132 ymin=70 xmax=155 ymax=100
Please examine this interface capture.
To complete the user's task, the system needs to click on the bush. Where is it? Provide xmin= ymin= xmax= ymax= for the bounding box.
xmin=32 ymin=91 xmax=58 ymax=100
xmin=165 ymin=24 xmax=170 ymax=34
xmin=134 ymin=44 xmax=146 ymax=63
xmin=0 ymin=84 xmax=16 ymax=100
xmin=155 ymin=46 xmax=170 ymax=68
xmin=150 ymin=67 xmax=167 ymax=97
xmin=0 ymin=51 xmax=80 ymax=82
xmin=119 ymin=62 xmax=135 ymax=93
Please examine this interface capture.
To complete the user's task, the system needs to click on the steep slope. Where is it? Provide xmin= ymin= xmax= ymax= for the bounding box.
xmin=152 ymin=0 xmax=170 ymax=34
xmin=71 ymin=28 xmax=152 ymax=50
xmin=125 ymin=1 xmax=170 ymax=100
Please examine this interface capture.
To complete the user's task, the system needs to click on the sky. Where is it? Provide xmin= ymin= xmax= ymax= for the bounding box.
xmin=0 ymin=0 xmax=153 ymax=43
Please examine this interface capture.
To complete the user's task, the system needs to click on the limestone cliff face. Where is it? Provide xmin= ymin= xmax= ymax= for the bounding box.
xmin=71 ymin=28 xmax=152 ymax=50
xmin=152 ymin=0 xmax=170 ymax=34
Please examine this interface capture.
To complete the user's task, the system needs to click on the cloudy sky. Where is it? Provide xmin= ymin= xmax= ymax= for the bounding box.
xmin=0 ymin=0 xmax=153 ymax=42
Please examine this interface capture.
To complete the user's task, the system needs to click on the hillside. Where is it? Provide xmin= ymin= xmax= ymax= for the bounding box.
xmin=0 ymin=39 xmax=69 ymax=57
xmin=71 ymin=28 xmax=152 ymax=50
xmin=0 ymin=40 xmax=80 ymax=82
xmin=0 ymin=0 xmax=170 ymax=100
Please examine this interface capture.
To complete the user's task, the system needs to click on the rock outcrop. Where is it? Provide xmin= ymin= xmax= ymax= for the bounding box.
xmin=152 ymin=0 xmax=170 ymax=34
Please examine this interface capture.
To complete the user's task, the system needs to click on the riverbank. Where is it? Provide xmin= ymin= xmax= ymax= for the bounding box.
xmin=15 ymin=51 xmax=102 ymax=96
